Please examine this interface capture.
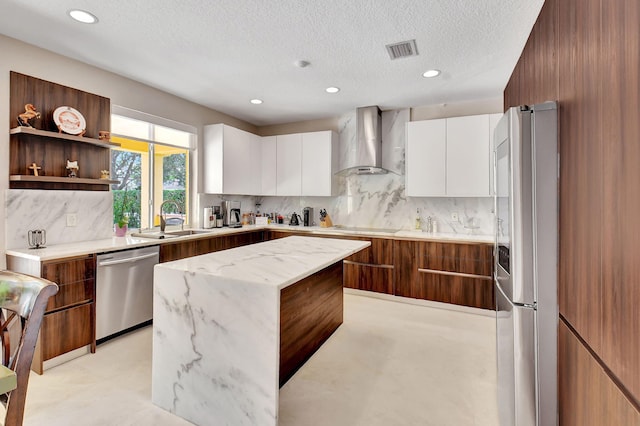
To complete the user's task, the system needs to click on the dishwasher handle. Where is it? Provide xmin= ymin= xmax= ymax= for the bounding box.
xmin=97 ymin=252 xmax=158 ymax=267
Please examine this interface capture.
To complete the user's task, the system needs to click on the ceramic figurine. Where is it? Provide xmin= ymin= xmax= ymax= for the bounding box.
xmin=100 ymin=170 xmax=110 ymax=179
xmin=66 ymin=159 xmax=79 ymax=178
xmin=17 ymin=104 xmax=41 ymax=127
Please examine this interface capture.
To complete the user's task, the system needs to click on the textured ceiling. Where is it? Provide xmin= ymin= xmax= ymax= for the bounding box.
xmin=0 ymin=0 xmax=544 ymax=126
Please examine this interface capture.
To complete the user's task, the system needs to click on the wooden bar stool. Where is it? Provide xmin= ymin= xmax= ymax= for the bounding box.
xmin=0 ymin=271 xmax=58 ymax=426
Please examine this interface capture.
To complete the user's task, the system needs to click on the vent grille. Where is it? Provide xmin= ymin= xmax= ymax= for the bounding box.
xmin=385 ymin=39 xmax=419 ymax=60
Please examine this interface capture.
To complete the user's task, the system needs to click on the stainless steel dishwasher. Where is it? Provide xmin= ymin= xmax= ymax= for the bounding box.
xmin=96 ymin=245 xmax=159 ymax=341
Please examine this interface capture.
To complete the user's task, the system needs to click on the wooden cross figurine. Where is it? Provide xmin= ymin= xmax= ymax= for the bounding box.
xmin=28 ymin=163 xmax=41 ymax=176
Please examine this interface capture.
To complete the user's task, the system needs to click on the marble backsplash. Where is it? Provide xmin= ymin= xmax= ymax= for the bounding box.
xmin=5 ymin=189 xmax=113 ymax=249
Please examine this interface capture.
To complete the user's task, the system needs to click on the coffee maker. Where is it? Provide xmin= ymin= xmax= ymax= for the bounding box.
xmin=221 ymin=200 xmax=241 ymax=227
xmin=303 ymin=207 xmax=314 ymax=227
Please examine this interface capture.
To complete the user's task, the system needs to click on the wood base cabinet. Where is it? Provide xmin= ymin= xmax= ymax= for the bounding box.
xmin=343 ymin=262 xmax=394 ymax=294
xmin=7 ymin=254 xmax=96 ymax=374
xmin=394 ymin=240 xmax=494 ymax=310
xmin=160 ymin=230 xmax=264 ymax=263
xmin=265 ymin=231 xmax=395 ymax=295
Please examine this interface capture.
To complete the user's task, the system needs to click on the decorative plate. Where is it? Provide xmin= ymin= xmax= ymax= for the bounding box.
xmin=53 ymin=106 xmax=86 ymax=135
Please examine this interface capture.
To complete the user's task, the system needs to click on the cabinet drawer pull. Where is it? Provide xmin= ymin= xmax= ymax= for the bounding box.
xmin=418 ymin=268 xmax=492 ymax=280
xmin=343 ymin=260 xmax=394 ymax=269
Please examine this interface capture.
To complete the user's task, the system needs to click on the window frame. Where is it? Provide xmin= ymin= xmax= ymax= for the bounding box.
xmin=110 ymin=106 xmax=196 ymax=230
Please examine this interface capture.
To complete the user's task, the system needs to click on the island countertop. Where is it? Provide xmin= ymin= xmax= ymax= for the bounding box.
xmin=156 ymin=234 xmax=370 ymax=290
xmin=152 ymin=236 xmax=370 ymax=426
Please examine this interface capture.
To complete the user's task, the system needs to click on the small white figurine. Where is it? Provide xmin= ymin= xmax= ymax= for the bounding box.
xmin=66 ymin=159 xmax=79 ymax=178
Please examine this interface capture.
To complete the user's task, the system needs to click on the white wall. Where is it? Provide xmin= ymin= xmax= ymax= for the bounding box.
xmin=0 ymin=34 xmax=256 ymax=268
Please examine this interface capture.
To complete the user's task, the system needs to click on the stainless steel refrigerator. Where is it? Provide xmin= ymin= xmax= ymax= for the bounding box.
xmin=494 ymin=102 xmax=558 ymax=426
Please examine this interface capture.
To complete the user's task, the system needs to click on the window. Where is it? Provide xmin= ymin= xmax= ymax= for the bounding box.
xmin=110 ymin=108 xmax=195 ymax=230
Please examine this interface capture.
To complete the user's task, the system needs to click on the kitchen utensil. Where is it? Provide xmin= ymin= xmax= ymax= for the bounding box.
xmin=289 ymin=212 xmax=300 ymax=226
xmin=27 ymin=229 xmax=46 ymax=249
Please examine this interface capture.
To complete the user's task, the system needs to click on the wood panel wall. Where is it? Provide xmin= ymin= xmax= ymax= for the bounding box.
xmin=504 ymin=0 xmax=640 ymax=420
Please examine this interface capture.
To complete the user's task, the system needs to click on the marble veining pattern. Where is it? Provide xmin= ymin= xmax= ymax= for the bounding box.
xmin=152 ymin=236 xmax=369 ymax=426
xmin=256 ymin=108 xmax=493 ymax=235
xmin=5 ymin=189 xmax=113 ymax=248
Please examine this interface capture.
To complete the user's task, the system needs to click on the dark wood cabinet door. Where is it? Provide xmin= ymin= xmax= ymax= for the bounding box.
xmin=41 ymin=255 xmax=95 ymax=312
xmin=394 ymin=240 xmax=418 ymax=298
xmin=343 ymin=262 xmax=394 ymax=294
xmin=345 ymin=237 xmax=394 ymax=265
xmin=414 ymin=271 xmax=494 ymax=310
xmin=40 ymin=303 xmax=93 ymax=361
xmin=159 ymin=240 xmax=198 ymax=262
xmin=417 ymin=241 xmax=493 ymax=276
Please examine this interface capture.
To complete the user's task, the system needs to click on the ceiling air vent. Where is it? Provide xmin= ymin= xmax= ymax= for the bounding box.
xmin=385 ymin=39 xmax=419 ymax=60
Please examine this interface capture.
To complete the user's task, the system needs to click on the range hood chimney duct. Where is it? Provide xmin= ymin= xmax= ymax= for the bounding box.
xmin=337 ymin=106 xmax=389 ymax=175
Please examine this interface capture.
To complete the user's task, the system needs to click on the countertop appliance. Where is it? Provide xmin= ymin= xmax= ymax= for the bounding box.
xmin=221 ymin=200 xmax=241 ymax=227
xmin=289 ymin=212 xmax=300 ymax=226
xmin=494 ymin=102 xmax=558 ymax=426
xmin=203 ymin=206 xmax=215 ymax=229
xmin=303 ymin=207 xmax=314 ymax=226
xmin=96 ymin=245 xmax=159 ymax=341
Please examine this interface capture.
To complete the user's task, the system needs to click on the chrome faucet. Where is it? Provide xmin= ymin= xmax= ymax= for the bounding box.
xmin=159 ymin=200 xmax=184 ymax=233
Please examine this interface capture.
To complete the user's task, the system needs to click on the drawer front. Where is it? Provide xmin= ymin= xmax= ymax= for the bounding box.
xmin=46 ymin=277 xmax=94 ymax=312
xmin=417 ymin=241 xmax=492 ymax=276
xmin=41 ymin=303 xmax=93 ymax=361
xmin=345 ymin=237 xmax=394 ymax=265
xmin=41 ymin=256 xmax=95 ymax=312
xmin=414 ymin=270 xmax=494 ymax=310
xmin=343 ymin=262 xmax=394 ymax=294
xmin=41 ymin=255 xmax=95 ymax=283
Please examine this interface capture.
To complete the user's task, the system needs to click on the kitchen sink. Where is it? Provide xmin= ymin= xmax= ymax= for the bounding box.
xmin=164 ymin=229 xmax=213 ymax=236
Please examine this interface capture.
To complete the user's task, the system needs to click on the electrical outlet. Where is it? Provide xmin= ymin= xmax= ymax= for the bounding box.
xmin=451 ymin=212 xmax=459 ymax=222
xmin=66 ymin=213 xmax=77 ymax=227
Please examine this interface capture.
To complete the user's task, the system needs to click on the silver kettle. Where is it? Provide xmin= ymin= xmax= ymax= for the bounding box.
xmin=289 ymin=212 xmax=301 ymax=226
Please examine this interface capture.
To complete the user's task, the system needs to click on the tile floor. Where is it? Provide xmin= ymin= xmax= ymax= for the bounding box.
xmin=22 ymin=293 xmax=498 ymax=426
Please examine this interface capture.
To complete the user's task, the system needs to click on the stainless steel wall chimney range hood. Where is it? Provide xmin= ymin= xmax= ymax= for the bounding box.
xmin=337 ymin=106 xmax=390 ymax=175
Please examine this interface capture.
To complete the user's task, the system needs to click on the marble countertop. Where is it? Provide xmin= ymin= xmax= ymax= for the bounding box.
xmin=157 ymin=235 xmax=370 ymax=290
xmin=5 ymin=224 xmax=492 ymax=262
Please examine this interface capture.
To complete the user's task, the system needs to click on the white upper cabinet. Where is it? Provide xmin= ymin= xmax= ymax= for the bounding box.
xmin=446 ymin=115 xmax=490 ymax=196
xmin=261 ymin=136 xmax=277 ymax=196
xmin=203 ymin=124 xmax=261 ymax=195
xmin=406 ymin=113 xmax=498 ymax=197
xmin=301 ymin=131 xmax=338 ymax=196
xmin=203 ymin=125 xmax=337 ymax=196
xmin=276 ymin=133 xmax=302 ymax=196
xmin=406 ymin=119 xmax=446 ymax=196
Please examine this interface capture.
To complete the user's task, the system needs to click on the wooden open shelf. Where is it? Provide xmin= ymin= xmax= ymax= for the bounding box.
xmin=9 ymin=175 xmax=119 ymax=185
xmin=10 ymin=72 xmax=115 ymax=191
xmin=10 ymin=127 xmax=120 ymax=149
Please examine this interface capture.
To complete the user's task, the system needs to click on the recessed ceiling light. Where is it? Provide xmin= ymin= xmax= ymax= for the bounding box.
xmin=68 ymin=9 xmax=99 ymax=24
xmin=422 ymin=69 xmax=441 ymax=78
xmin=325 ymin=87 xmax=340 ymax=94
xmin=250 ymin=99 xmax=263 ymax=105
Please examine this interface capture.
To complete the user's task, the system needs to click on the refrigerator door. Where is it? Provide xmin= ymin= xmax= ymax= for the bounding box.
xmin=496 ymin=283 xmax=536 ymax=426
xmin=494 ymin=107 xmax=535 ymax=305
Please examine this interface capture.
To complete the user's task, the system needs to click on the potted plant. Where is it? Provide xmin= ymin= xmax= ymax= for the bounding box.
xmin=115 ymin=214 xmax=129 ymax=237
xmin=114 ymin=189 xmax=131 ymax=237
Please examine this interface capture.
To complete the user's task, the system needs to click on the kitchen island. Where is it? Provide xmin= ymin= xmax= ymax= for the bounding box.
xmin=151 ymin=235 xmax=370 ymax=426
